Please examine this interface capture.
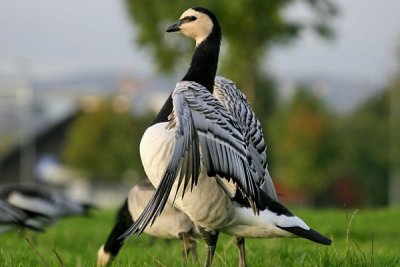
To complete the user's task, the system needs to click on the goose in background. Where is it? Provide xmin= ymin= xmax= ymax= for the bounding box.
xmin=123 ymin=7 xmax=331 ymax=267
xmin=97 ymin=180 xmax=197 ymax=267
xmin=0 ymin=199 xmax=48 ymax=233
xmin=0 ymin=184 xmax=94 ymax=229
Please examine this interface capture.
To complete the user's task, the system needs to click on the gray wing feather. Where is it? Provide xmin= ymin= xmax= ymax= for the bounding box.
xmin=0 ymin=200 xmax=24 ymax=223
xmin=214 ymin=76 xmax=277 ymax=200
xmin=174 ymin=82 xmax=259 ymax=202
xmin=0 ymin=200 xmax=45 ymax=231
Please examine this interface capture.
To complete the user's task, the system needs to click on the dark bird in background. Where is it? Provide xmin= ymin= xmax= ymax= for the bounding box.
xmin=0 ymin=184 xmax=94 ymax=230
xmin=0 ymin=199 xmax=49 ymax=233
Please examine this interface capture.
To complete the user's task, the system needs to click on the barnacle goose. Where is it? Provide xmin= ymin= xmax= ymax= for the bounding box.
xmin=0 ymin=199 xmax=48 ymax=233
xmin=0 ymin=184 xmax=94 ymax=226
xmin=123 ymin=7 xmax=331 ymax=266
xmin=97 ymin=180 xmax=197 ymax=267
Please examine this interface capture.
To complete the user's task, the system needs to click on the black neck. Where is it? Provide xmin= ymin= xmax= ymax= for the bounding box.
xmin=182 ymin=30 xmax=221 ymax=93
xmin=103 ymin=199 xmax=132 ymax=256
xmin=150 ymin=93 xmax=173 ymax=125
xmin=151 ymin=23 xmax=221 ymax=126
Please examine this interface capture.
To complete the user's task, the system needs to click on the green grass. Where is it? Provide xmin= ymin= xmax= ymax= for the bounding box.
xmin=0 ymin=208 xmax=399 ymax=266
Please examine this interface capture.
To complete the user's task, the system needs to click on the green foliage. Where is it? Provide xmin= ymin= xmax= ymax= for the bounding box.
xmin=124 ymin=0 xmax=337 ymax=119
xmin=266 ymin=86 xmax=392 ymax=206
xmin=268 ymin=88 xmax=337 ymax=195
xmin=335 ymin=91 xmax=390 ymax=206
xmin=62 ymin=100 xmax=152 ymax=181
xmin=388 ymin=59 xmax=400 ymax=205
xmin=0 ymin=208 xmax=399 ymax=266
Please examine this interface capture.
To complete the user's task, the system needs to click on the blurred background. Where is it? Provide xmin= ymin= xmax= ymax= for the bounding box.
xmin=0 ymin=0 xmax=399 ymax=208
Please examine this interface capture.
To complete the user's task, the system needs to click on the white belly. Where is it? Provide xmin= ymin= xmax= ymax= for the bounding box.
xmin=140 ymin=122 xmax=235 ymax=230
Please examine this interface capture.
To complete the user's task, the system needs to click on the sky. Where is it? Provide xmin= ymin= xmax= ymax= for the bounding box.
xmin=270 ymin=0 xmax=400 ymax=86
xmin=0 ymin=0 xmax=151 ymax=79
xmin=0 ymin=0 xmax=400 ymax=90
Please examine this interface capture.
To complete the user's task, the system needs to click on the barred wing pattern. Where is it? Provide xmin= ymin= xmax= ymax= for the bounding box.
xmin=213 ymin=76 xmax=277 ymax=200
xmin=0 ymin=200 xmax=25 ymax=223
xmin=121 ymin=81 xmax=261 ymax=240
xmin=175 ymin=82 xmax=260 ymax=202
xmin=0 ymin=199 xmax=44 ymax=231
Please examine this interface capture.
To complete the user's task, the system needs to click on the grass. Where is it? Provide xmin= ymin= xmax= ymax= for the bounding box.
xmin=0 ymin=208 xmax=399 ymax=266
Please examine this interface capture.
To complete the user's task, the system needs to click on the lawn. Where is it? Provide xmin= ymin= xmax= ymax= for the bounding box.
xmin=0 ymin=208 xmax=399 ymax=266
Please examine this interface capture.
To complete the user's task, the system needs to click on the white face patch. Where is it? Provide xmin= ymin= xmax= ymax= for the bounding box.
xmin=178 ymin=8 xmax=213 ymax=45
xmin=97 ymin=245 xmax=113 ymax=267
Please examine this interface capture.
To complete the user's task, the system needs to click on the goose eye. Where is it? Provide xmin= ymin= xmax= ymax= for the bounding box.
xmin=188 ymin=16 xmax=197 ymax=21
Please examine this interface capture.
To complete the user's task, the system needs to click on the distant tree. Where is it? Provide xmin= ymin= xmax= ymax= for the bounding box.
xmin=389 ymin=52 xmax=400 ymax=206
xmin=337 ymin=90 xmax=390 ymax=206
xmin=267 ymin=88 xmax=336 ymax=198
xmin=124 ymin=0 xmax=337 ymax=120
xmin=63 ymin=100 xmax=152 ymax=182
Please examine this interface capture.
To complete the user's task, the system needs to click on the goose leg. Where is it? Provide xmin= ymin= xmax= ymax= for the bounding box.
xmin=179 ymin=231 xmax=198 ymax=261
xmin=235 ymin=237 xmax=247 ymax=267
xmin=198 ymin=226 xmax=219 ymax=267
xmin=147 ymin=236 xmax=157 ymax=246
xmin=190 ymin=236 xmax=198 ymax=261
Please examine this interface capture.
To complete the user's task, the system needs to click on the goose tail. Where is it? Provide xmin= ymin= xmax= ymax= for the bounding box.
xmin=278 ymin=225 xmax=331 ymax=245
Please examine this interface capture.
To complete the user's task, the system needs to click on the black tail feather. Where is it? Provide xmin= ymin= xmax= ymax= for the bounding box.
xmin=81 ymin=203 xmax=97 ymax=216
xmin=20 ymin=223 xmax=45 ymax=232
xmin=278 ymin=226 xmax=332 ymax=245
xmin=19 ymin=208 xmax=51 ymax=220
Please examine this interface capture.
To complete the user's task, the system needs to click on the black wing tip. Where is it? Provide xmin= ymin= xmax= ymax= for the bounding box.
xmin=278 ymin=226 xmax=332 ymax=245
xmin=21 ymin=223 xmax=45 ymax=232
xmin=118 ymin=221 xmax=146 ymax=242
xmin=21 ymin=209 xmax=51 ymax=220
xmin=82 ymin=203 xmax=97 ymax=213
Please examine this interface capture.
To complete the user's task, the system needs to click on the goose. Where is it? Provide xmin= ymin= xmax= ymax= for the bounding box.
xmin=0 ymin=184 xmax=94 ymax=225
xmin=122 ymin=7 xmax=331 ymax=267
xmin=97 ymin=180 xmax=197 ymax=267
xmin=0 ymin=199 xmax=48 ymax=233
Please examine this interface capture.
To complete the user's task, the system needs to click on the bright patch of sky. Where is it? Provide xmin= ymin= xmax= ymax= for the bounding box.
xmin=0 ymin=0 xmax=152 ymax=79
xmin=0 ymin=0 xmax=399 ymax=88
xmin=270 ymin=0 xmax=400 ymax=86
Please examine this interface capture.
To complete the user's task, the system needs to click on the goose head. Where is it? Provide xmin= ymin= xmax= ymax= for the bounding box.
xmin=166 ymin=7 xmax=220 ymax=46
